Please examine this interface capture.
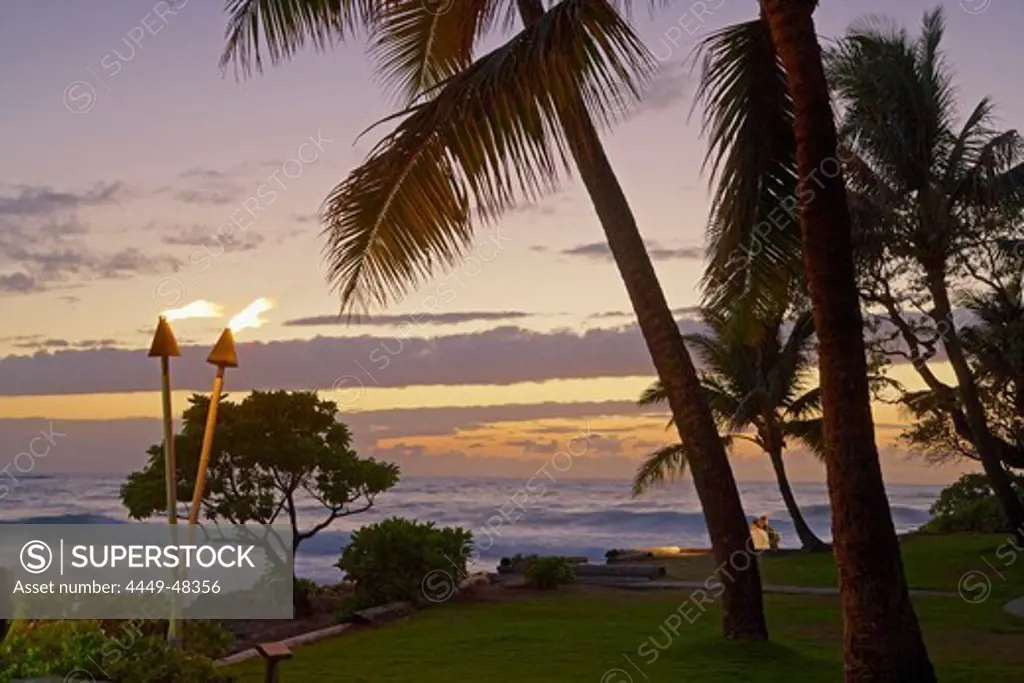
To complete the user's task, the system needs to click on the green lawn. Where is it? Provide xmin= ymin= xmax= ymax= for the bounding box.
xmin=661 ymin=533 xmax=1024 ymax=601
xmin=231 ymin=590 xmax=1024 ymax=682
xmin=230 ymin=534 xmax=1024 ymax=682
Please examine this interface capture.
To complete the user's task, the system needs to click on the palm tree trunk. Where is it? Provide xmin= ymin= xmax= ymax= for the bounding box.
xmin=927 ymin=271 xmax=1024 ymax=535
xmin=765 ymin=429 xmax=826 ymax=550
xmin=759 ymin=0 xmax=936 ymax=680
xmin=516 ymin=0 xmax=767 ymax=641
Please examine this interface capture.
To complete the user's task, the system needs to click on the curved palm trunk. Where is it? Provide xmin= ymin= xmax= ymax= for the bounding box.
xmin=516 ymin=0 xmax=766 ymax=641
xmin=759 ymin=0 xmax=935 ymax=680
xmin=765 ymin=427 xmax=826 ymax=550
xmin=927 ymin=272 xmax=1024 ymax=535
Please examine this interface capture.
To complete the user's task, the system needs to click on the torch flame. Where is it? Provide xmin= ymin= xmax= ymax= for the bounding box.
xmin=162 ymin=300 xmax=224 ymax=321
xmin=229 ymin=298 xmax=274 ymax=332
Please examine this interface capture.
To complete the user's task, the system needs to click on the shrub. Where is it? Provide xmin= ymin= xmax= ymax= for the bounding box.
xmin=0 ymin=620 xmax=108 ymax=682
xmin=925 ymin=472 xmax=1024 ymax=533
xmin=334 ymin=593 xmax=378 ymax=623
xmin=101 ymin=634 xmax=234 ymax=683
xmin=181 ymin=619 xmax=234 ymax=659
xmin=337 ymin=517 xmax=473 ymax=607
xmin=506 ymin=553 xmax=538 ymax=573
xmin=0 ymin=619 xmax=232 ymax=683
xmin=525 ymin=557 xmax=576 ymax=590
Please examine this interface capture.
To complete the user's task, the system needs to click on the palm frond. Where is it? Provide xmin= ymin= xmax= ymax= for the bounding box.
xmin=631 ymin=443 xmax=689 ymax=498
xmin=785 ymin=387 xmax=820 ymax=418
xmin=637 ymin=377 xmax=738 ymax=432
xmin=766 ymin=309 xmax=815 ymax=407
xmin=782 ymin=418 xmax=824 ymax=459
xmin=220 ymin=0 xmax=376 ymax=77
xmin=637 ymin=379 xmax=666 ymax=406
xmin=826 ymin=10 xmax=941 ymax=194
xmin=368 ymin=0 xmax=498 ymax=105
xmin=729 ymin=387 xmax=768 ymax=430
xmin=321 ymin=0 xmax=654 ymax=312
xmin=953 ymin=128 xmax=1024 ymax=207
xmin=701 ymin=377 xmax=744 ymax=428
xmin=691 ymin=18 xmax=800 ymax=321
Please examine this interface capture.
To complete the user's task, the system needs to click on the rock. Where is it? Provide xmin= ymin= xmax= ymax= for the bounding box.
xmin=574 ymin=564 xmax=666 ymax=579
xmin=351 ymin=601 xmax=414 ymax=625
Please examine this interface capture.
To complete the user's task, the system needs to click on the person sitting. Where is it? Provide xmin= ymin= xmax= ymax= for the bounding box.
xmin=750 ymin=516 xmax=781 ymax=551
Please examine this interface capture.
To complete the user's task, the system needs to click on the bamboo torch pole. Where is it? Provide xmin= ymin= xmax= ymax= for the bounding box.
xmin=148 ymin=316 xmax=181 ymax=642
xmin=187 ymin=327 xmax=237 ymax=534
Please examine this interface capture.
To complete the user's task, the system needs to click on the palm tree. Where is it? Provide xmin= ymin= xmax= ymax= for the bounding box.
xmin=697 ymin=0 xmax=936 ymax=678
xmin=827 ymin=7 xmax=1024 ymax=534
xmin=218 ymin=0 xmax=767 ymax=639
xmin=633 ymin=310 xmax=828 ymax=550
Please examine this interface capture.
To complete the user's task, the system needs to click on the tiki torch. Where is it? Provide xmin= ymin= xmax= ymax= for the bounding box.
xmin=188 ymin=298 xmax=273 ymax=526
xmin=187 ymin=328 xmax=237 ymax=526
xmin=148 ymin=316 xmax=181 ymax=528
xmin=150 ymin=301 xmax=223 ymax=642
xmin=149 ymin=316 xmax=181 ymax=641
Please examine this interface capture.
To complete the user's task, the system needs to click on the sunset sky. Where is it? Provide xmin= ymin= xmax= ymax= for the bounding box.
xmin=0 ymin=0 xmax=1019 ymax=483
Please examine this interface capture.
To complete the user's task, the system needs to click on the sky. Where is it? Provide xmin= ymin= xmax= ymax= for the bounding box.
xmin=0 ymin=0 xmax=1021 ymax=484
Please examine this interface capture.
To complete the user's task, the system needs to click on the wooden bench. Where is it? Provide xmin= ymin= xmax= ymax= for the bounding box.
xmin=255 ymin=642 xmax=293 ymax=683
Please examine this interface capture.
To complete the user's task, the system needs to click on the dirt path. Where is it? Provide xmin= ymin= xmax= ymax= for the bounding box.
xmin=1004 ymin=597 xmax=1024 ymax=618
xmin=576 ymin=577 xmax=959 ymax=598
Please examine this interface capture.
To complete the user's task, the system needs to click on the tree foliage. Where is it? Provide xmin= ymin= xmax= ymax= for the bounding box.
xmin=900 ymin=253 xmax=1024 ymax=468
xmin=121 ymin=390 xmax=399 ymax=552
xmin=925 ymin=472 xmax=1024 ymax=533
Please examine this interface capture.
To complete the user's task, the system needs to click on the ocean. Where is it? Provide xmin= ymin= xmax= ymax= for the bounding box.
xmin=0 ymin=474 xmax=940 ymax=584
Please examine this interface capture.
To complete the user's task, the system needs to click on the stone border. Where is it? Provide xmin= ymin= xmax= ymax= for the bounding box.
xmin=215 ymin=623 xmax=352 ymax=667
xmin=215 ymin=573 xmax=491 ymax=668
xmin=351 ymin=601 xmax=414 ymax=625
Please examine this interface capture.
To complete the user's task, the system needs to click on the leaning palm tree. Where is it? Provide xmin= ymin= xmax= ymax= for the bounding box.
xmin=827 ymin=7 xmax=1024 ymax=535
xmin=633 ymin=310 xmax=828 ymax=550
xmin=696 ymin=0 xmax=936 ymax=679
xmin=218 ymin=0 xmax=767 ymax=639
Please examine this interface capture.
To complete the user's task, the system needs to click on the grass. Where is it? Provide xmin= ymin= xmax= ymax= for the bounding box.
xmin=231 ymin=590 xmax=1024 ymax=682
xmin=659 ymin=533 xmax=1024 ymax=601
xmin=230 ymin=534 xmax=1024 ymax=682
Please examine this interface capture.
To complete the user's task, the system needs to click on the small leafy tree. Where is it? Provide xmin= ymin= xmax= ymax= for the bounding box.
xmin=121 ymin=390 xmax=399 ymax=559
xmin=925 ymin=473 xmax=1024 ymax=533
